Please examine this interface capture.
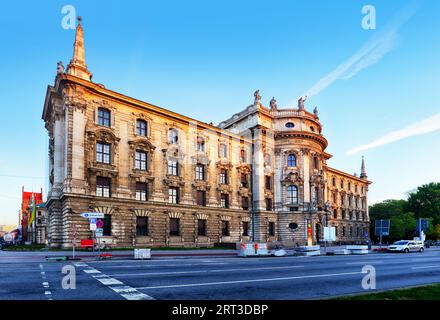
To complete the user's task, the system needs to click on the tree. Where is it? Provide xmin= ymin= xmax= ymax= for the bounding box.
xmin=407 ymin=183 xmax=440 ymax=225
xmin=369 ymin=199 xmax=407 ymax=220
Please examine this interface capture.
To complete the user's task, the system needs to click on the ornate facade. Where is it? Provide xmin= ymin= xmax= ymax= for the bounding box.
xmin=42 ymin=20 xmax=371 ymax=248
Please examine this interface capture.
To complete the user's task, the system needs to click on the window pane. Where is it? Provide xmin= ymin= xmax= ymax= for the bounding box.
xmin=136 ymin=217 xmax=148 ymax=236
xmin=103 ymin=214 xmax=111 ymax=236
xmin=197 ymin=219 xmax=206 ymax=236
xmin=221 ymin=221 xmax=230 ymax=236
xmin=170 ymin=218 xmax=180 ymax=236
xmin=136 ymin=120 xmax=147 ymax=136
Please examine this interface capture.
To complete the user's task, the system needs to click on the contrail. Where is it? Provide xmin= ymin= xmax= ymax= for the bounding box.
xmin=347 ymin=113 xmax=440 ymax=155
xmin=302 ymin=3 xmax=418 ymax=99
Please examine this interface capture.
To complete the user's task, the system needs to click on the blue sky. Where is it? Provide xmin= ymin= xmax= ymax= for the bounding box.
xmin=0 ymin=0 xmax=439 ymax=225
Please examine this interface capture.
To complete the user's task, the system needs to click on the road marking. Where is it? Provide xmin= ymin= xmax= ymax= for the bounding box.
xmin=39 ymin=264 xmax=53 ymax=300
xmin=412 ymin=265 xmax=440 ymax=269
xmin=109 ymin=265 xmax=305 ymax=277
xmin=346 ymin=261 xmax=383 ymax=265
xmin=135 ymin=271 xmax=363 ymax=290
xmin=79 ymin=264 xmax=154 ymax=300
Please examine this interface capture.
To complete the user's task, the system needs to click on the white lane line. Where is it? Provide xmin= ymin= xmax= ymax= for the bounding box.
xmin=346 ymin=261 xmax=384 ymax=265
xmin=84 ymin=269 xmax=101 ymax=274
xmin=39 ymin=264 xmax=52 ymax=300
xmin=109 ymin=265 xmax=305 ymax=277
xmin=136 ymin=271 xmax=363 ymax=290
xmin=412 ymin=265 xmax=440 ymax=269
xmin=81 ymin=263 xmax=154 ymax=300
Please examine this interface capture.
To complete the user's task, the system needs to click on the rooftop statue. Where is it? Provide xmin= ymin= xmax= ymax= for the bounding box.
xmin=57 ymin=61 xmax=65 ymax=74
xmin=269 ymin=97 xmax=277 ymax=110
xmin=298 ymin=95 xmax=307 ymax=110
xmin=254 ymin=90 xmax=261 ymax=105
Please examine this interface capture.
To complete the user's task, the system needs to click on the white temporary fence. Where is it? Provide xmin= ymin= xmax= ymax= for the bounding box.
xmin=238 ymin=243 xmax=270 ymax=257
xmin=346 ymin=245 xmax=369 ymax=255
xmin=134 ymin=248 xmax=151 ymax=260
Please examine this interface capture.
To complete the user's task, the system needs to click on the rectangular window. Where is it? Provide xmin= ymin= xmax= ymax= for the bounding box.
xmin=240 ymin=149 xmax=246 ymax=162
xmin=196 ymin=190 xmax=206 ymax=206
xmin=266 ymin=198 xmax=273 ymax=211
xmin=219 ymin=170 xmax=228 ymax=184
xmin=168 ymin=160 xmax=178 ymax=176
xmin=135 ymin=182 xmax=148 ymax=201
xmin=96 ymin=177 xmax=111 ymax=197
xmin=268 ymin=222 xmax=275 ymax=236
xmin=240 ymin=174 xmax=248 ymax=188
xmin=136 ymin=217 xmax=149 ymax=236
xmin=169 ymin=218 xmax=180 ymax=236
xmin=103 ymin=214 xmax=111 ymax=236
xmin=195 ymin=165 xmax=205 ymax=180
xmin=265 ymin=176 xmax=272 ymax=190
xmin=168 ymin=187 xmax=179 ymax=204
xmin=197 ymin=137 xmax=205 ymax=152
xmin=96 ymin=142 xmax=111 ymax=164
xmin=349 ymin=227 xmax=353 ymax=236
xmin=342 ymin=226 xmax=346 ymax=236
xmin=220 ymin=194 xmax=229 ymax=209
xmin=197 ymin=219 xmax=207 ymax=236
xmin=241 ymin=197 xmax=249 ymax=210
xmin=98 ymin=108 xmax=111 ymax=127
xmin=219 ymin=144 xmax=227 ymax=158
xmin=135 ymin=150 xmax=148 ymax=171
xmin=221 ymin=220 xmax=230 ymax=236
xmin=242 ymin=221 xmax=249 ymax=236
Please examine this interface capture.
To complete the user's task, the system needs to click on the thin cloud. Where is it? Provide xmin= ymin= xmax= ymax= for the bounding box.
xmin=302 ymin=3 xmax=417 ymax=99
xmin=347 ymin=113 xmax=440 ymax=155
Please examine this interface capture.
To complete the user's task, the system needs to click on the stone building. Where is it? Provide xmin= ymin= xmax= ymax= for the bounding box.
xmin=42 ymin=19 xmax=371 ymax=248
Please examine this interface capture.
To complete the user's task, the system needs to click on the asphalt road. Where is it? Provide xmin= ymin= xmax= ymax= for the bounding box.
xmin=1 ymin=249 xmax=440 ymax=300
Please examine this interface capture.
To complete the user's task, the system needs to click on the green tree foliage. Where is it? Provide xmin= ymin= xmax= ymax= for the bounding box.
xmin=369 ymin=186 xmax=440 ymax=241
xmin=407 ymin=183 xmax=440 ymax=225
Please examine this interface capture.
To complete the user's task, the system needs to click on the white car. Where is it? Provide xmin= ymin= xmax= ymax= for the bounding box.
xmin=388 ymin=240 xmax=424 ymax=253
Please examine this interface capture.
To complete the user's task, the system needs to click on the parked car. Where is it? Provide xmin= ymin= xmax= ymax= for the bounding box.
xmin=388 ymin=240 xmax=424 ymax=253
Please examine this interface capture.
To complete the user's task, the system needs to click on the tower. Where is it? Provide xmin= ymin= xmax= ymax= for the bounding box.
xmin=66 ymin=17 xmax=92 ymax=81
xmin=360 ymin=156 xmax=368 ymax=180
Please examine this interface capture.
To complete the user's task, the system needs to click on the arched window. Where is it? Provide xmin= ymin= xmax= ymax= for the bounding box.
xmin=136 ymin=119 xmax=148 ymax=136
xmin=168 ymin=129 xmax=178 ymax=144
xmin=287 ymin=154 xmax=296 ymax=167
xmin=332 ymin=177 xmax=336 ymax=187
xmin=97 ymin=108 xmax=111 ymax=127
xmin=285 ymin=122 xmax=295 ymax=128
xmin=287 ymin=185 xmax=298 ymax=204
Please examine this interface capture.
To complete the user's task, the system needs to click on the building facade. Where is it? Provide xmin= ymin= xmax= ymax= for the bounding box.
xmin=42 ymin=20 xmax=371 ymax=248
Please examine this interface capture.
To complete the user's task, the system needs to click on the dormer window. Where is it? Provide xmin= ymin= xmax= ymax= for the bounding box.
xmin=310 ymin=126 xmax=315 ymax=132
xmin=98 ymin=108 xmax=111 ymax=127
xmin=136 ymin=119 xmax=148 ymax=137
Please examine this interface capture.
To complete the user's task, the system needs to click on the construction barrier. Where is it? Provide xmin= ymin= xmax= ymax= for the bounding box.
xmin=238 ymin=243 xmax=270 ymax=257
xmin=295 ymin=245 xmax=321 ymax=256
xmin=134 ymin=248 xmax=151 ymax=260
xmin=346 ymin=245 xmax=369 ymax=255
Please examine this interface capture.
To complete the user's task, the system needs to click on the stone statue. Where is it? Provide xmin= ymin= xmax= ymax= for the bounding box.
xmin=298 ymin=95 xmax=307 ymax=110
xmin=254 ymin=90 xmax=261 ymax=105
xmin=57 ymin=61 xmax=65 ymax=74
xmin=313 ymin=106 xmax=318 ymax=116
xmin=269 ymin=97 xmax=277 ymax=110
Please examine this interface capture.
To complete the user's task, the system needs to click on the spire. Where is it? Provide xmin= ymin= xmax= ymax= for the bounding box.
xmin=360 ymin=156 xmax=367 ymax=179
xmin=67 ymin=16 xmax=92 ymax=81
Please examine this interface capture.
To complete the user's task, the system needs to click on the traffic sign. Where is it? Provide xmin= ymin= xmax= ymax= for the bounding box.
xmin=95 ymin=228 xmax=103 ymax=237
xmin=89 ymin=218 xmax=97 ymax=225
xmin=96 ymin=219 xmax=104 ymax=229
xmin=90 ymin=224 xmax=97 ymax=231
xmin=80 ymin=212 xmax=104 ymax=219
